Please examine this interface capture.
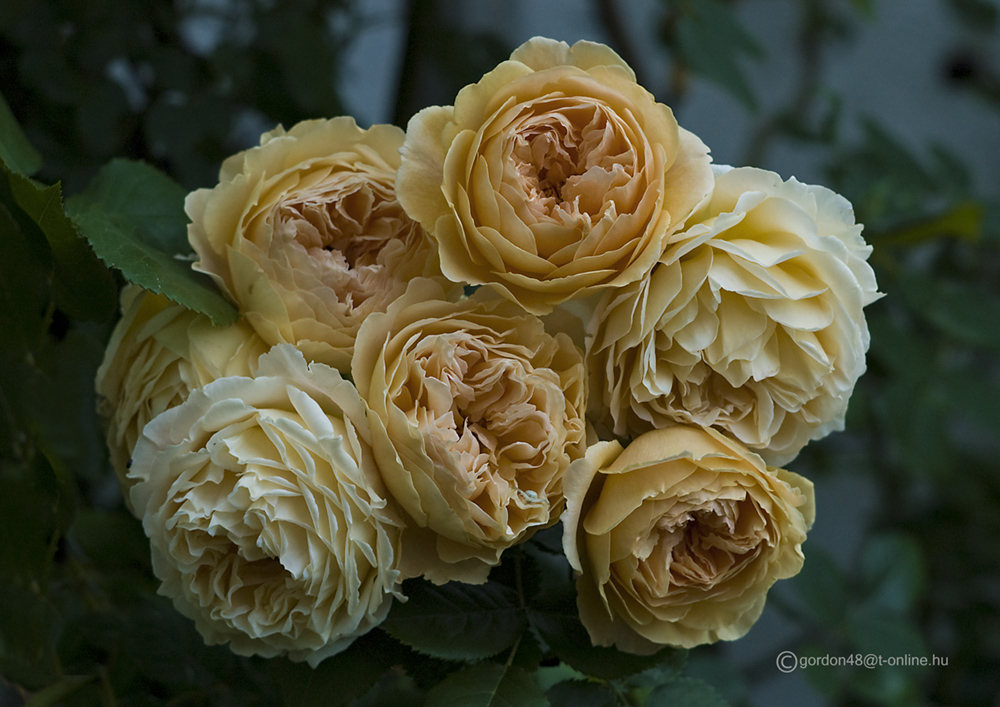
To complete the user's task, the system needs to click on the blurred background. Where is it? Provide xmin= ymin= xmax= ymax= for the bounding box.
xmin=1 ymin=0 xmax=999 ymax=705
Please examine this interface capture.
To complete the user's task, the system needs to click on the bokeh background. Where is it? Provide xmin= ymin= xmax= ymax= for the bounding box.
xmin=2 ymin=0 xmax=999 ymax=705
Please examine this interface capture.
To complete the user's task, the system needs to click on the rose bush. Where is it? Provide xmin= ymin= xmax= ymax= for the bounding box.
xmin=396 ymin=36 xmax=713 ymax=315
xmin=562 ymin=424 xmax=815 ymax=653
xmin=587 ymin=166 xmax=881 ymax=464
xmin=95 ymin=285 xmax=269 ymax=496
xmin=128 ymin=345 xmax=404 ymax=664
xmin=353 ymin=278 xmax=587 ymax=583
xmin=187 ymin=117 xmax=443 ymax=372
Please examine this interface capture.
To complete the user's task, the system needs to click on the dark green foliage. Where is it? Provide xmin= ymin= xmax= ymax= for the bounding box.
xmin=381 ymin=580 xmax=527 ymax=661
xmin=1 ymin=1 xmax=998 ymax=706
xmin=0 ymin=0 xmax=354 ymax=190
xmin=68 ymin=159 xmax=238 ymax=326
xmin=528 ymin=582 xmax=685 ymax=682
xmin=424 ymin=663 xmax=549 ymax=707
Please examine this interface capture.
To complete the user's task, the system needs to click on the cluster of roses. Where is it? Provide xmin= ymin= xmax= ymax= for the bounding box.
xmin=96 ymin=38 xmax=880 ymax=665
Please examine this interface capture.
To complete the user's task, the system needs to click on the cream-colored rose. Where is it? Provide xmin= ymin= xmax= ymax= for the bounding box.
xmin=396 ymin=37 xmax=713 ymax=315
xmin=128 ymin=345 xmax=403 ymax=665
xmin=588 ymin=166 xmax=881 ymax=465
xmin=562 ymin=425 xmax=814 ymax=653
xmin=353 ymin=278 xmax=587 ymax=584
xmin=95 ymin=285 xmax=269 ymax=497
xmin=187 ymin=117 xmax=443 ymax=372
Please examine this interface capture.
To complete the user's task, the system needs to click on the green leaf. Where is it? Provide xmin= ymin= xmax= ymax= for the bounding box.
xmin=269 ymin=630 xmax=403 ymax=707
xmin=546 ymin=680 xmax=618 ymax=707
xmin=349 ymin=668 xmax=424 ymax=707
xmin=66 ymin=158 xmax=191 ymax=255
xmin=66 ymin=158 xmax=238 ymax=325
xmin=859 ymin=533 xmax=925 ymax=613
xmin=0 ymin=194 xmax=50 ymax=350
xmin=424 ymin=663 xmax=548 ymax=707
xmin=528 ymin=584 xmax=681 ymax=680
xmin=5 ymin=170 xmax=117 ymax=323
xmin=381 ymin=580 xmax=526 ymax=661
xmin=70 ymin=207 xmax=238 ymax=327
xmin=673 ymin=0 xmax=764 ymax=110
xmin=646 ymin=676 xmax=730 ymax=707
xmin=510 ymin=624 xmax=544 ymax=672
xmin=0 ymin=89 xmax=42 ymax=176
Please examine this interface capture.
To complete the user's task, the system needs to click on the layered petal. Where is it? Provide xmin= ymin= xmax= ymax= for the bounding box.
xmin=562 ymin=425 xmax=814 ymax=653
xmin=187 ymin=117 xmax=446 ymax=371
xmin=397 ymin=37 xmax=714 ymax=315
xmin=588 ymin=166 xmax=882 ymax=464
xmin=353 ymin=278 xmax=587 ymax=583
xmin=95 ymin=285 xmax=269 ymax=499
xmin=128 ymin=346 xmax=403 ymax=664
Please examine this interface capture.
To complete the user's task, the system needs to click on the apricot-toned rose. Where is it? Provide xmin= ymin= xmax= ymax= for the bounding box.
xmin=187 ymin=117 xmax=443 ymax=371
xmin=95 ymin=285 xmax=268 ymax=497
xmin=353 ymin=279 xmax=587 ymax=583
xmin=396 ymin=37 xmax=713 ymax=315
xmin=588 ymin=166 xmax=881 ymax=464
xmin=563 ymin=424 xmax=814 ymax=653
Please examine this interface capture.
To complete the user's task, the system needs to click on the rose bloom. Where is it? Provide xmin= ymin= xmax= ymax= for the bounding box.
xmin=396 ymin=37 xmax=713 ymax=315
xmin=187 ymin=117 xmax=442 ymax=372
xmin=353 ymin=278 xmax=587 ymax=583
xmin=95 ymin=285 xmax=269 ymax=498
xmin=128 ymin=345 xmax=403 ymax=664
xmin=562 ymin=424 xmax=814 ymax=653
xmin=588 ymin=166 xmax=881 ymax=465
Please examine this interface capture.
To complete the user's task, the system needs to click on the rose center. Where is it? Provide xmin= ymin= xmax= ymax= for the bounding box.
xmin=654 ymin=499 xmax=764 ymax=589
xmin=275 ymin=178 xmax=406 ymax=270
xmin=403 ymin=334 xmax=555 ymax=530
xmin=509 ymin=101 xmax=633 ymax=223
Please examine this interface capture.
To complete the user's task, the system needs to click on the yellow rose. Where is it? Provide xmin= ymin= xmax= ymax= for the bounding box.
xmin=95 ymin=285 xmax=269 ymax=498
xmin=588 ymin=166 xmax=881 ymax=465
xmin=396 ymin=37 xmax=713 ymax=315
xmin=187 ymin=117 xmax=443 ymax=372
xmin=562 ymin=425 xmax=814 ymax=653
xmin=353 ymin=278 xmax=587 ymax=583
xmin=128 ymin=345 xmax=403 ymax=665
